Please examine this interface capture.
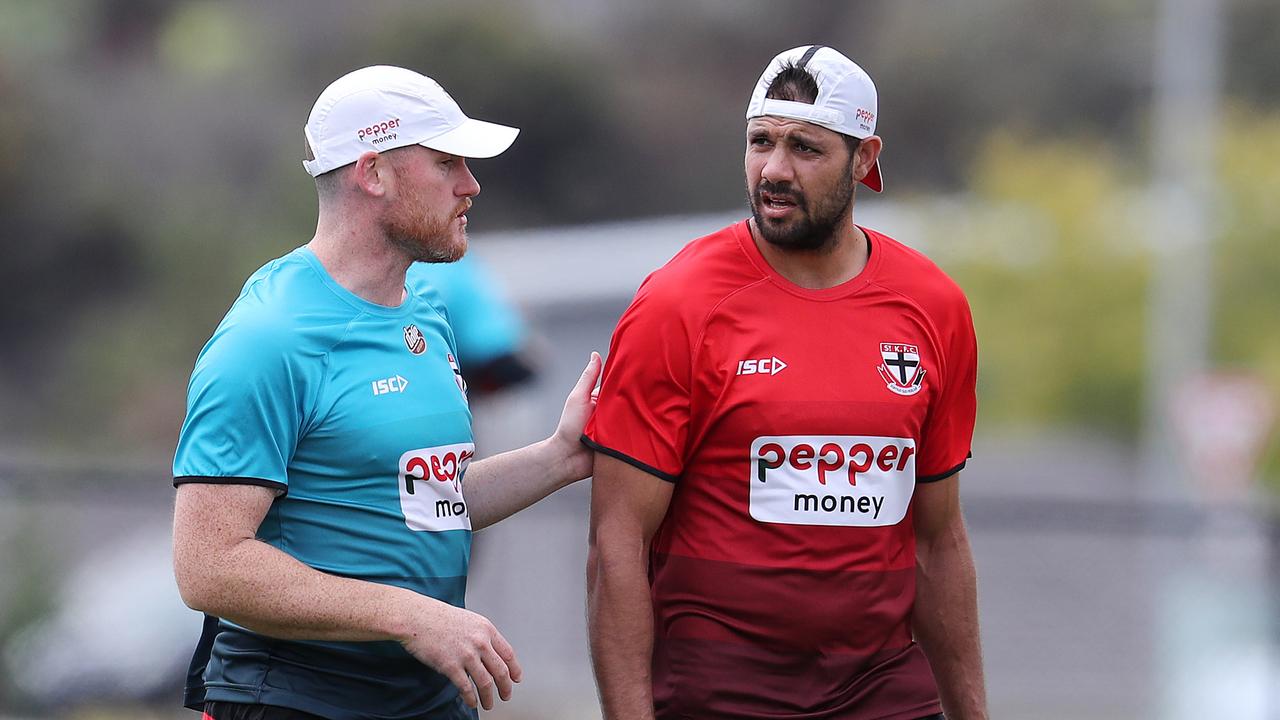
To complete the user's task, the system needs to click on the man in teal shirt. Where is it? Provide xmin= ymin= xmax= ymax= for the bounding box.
xmin=172 ymin=65 xmax=601 ymax=720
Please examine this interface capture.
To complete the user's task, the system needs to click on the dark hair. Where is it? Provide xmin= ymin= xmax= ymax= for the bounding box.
xmin=765 ymin=64 xmax=821 ymax=105
xmin=764 ymin=62 xmax=861 ymax=158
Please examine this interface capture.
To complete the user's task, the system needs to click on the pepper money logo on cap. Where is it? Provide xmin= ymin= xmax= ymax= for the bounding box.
xmin=302 ymin=65 xmax=520 ymax=177
xmin=745 ymin=45 xmax=883 ymax=192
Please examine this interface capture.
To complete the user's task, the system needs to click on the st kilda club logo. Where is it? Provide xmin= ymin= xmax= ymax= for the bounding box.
xmin=877 ymin=342 xmax=925 ymax=396
xmin=404 ymin=325 xmax=427 ymax=355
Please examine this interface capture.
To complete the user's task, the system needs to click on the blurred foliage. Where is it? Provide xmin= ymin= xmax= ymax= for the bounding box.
xmin=0 ymin=518 xmax=58 ymax=712
xmin=870 ymin=0 xmax=1158 ymax=189
xmin=937 ymin=131 xmax=1149 ymax=437
xmin=1213 ymin=108 xmax=1280 ymax=383
xmin=0 ymin=0 xmax=1276 ymax=475
xmin=1226 ymin=0 xmax=1280 ymax=108
xmin=1212 ymin=107 xmax=1280 ymax=484
xmin=930 ymin=108 xmax=1280 ymax=484
xmin=157 ymin=0 xmax=259 ymax=79
xmin=366 ymin=4 xmax=641 ymax=226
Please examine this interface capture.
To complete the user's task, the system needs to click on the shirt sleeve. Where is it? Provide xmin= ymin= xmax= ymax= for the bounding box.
xmin=172 ymin=312 xmax=307 ymax=491
xmin=583 ymin=278 xmax=694 ymax=482
xmin=916 ymin=291 xmax=978 ymax=483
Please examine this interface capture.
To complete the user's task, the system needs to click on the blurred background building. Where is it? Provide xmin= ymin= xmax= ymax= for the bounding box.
xmin=1 ymin=0 xmax=1278 ymax=718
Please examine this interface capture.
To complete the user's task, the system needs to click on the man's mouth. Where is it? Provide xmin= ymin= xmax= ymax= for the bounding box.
xmin=759 ymin=190 xmax=800 ymax=216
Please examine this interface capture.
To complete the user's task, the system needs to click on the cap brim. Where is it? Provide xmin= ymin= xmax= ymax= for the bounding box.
xmin=420 ymin=118 xmax=519 ymax=159
xmin=861 ymin=160 xmax=883 ymax=192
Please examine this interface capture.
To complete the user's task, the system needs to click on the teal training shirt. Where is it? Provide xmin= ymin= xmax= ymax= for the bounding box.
xmin=174 ymin=247 xmax=478 ymax=720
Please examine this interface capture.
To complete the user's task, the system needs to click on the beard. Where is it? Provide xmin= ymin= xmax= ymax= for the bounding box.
xmin=748 ymin=166 xmax=855 ymax=252
xmin=382 ymin=169 xmax=467 ymax=264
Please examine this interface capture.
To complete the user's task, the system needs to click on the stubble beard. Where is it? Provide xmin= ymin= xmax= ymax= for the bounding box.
xmin=748 ymin=165 xmax=855 ymax=253
xmin=383 ymin=170 xmax=466 ymax=264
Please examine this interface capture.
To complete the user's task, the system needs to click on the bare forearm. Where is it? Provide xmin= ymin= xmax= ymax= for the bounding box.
xmin=172 ymin=483 xmax=521 ymax=710
xmin=587 ymin=545 xmax=657 ymax=720
xmin=176 ymin=536 xmax=420 ymax=643
xmin=465 ymin=353 xmax=600 ymax=530
xmin=913 ymin=523 xmax=987 ymax=720
xmin=465 ymin=438 xmax=578 ymax=530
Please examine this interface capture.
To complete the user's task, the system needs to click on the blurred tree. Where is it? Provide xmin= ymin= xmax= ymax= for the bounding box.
xmin=937 ymin=130 xmax=1150 ymax=436
xmin=2 ymin=0 xmax=1279 ymax=460
xmin=1226 ymin=0 xmax=1280 ymax=110
xmin=367 ymin=4 xmax=642 ymax=226
xmin=156 ymin=0 xmax=254 ymax=79
xmin=1211 ymin=107 xmax=1280 ymax=484
xmin=931 ymin=108 xmax=1280 ymax=485
xmin=0 ymin=31 xmax=142 ymax=441
xmin=871 ymin=0 xmax=1156 ymax=190
xmin=1214 ymin=110 xmax=1280 ymax=371
xmin=88 ymin=0 xmax=172 ymax=63
xmin=0 ymin=517 xmax=58 ymax=712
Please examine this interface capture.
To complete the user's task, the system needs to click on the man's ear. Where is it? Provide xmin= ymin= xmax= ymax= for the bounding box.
xmin=351 ymin=151 xmax=390 ymax=197
xmin=854 ymin=136 xmax=883 ymax=186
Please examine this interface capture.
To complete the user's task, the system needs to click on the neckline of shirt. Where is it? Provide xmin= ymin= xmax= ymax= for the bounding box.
xmin=295 ymin=246 xmax=419 ymax=318
xmin=733 ymin=220 xmax=884 ymax=301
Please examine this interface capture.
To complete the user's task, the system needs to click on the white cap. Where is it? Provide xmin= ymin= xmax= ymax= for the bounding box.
xmin=302 ymin=65 xmax=519 ymax=177
xmin=746 ymin=45 xmax=882 ymax=192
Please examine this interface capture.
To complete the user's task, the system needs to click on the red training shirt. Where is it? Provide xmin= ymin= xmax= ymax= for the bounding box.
xmin=584 ymin=220 xmax=977 ymax=719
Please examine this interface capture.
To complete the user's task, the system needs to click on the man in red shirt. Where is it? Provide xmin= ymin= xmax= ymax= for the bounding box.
xmin=584 ymin=45 xmax=988 ymax=719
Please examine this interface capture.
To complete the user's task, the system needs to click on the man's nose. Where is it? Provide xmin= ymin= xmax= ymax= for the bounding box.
xmin=458 ymin=160 xmax=481 ymax=197
xmin=760 ymin=147 xmax=794 ymax=184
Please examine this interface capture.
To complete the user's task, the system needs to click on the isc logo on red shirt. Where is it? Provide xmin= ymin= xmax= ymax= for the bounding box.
xmin=736 ymin=356 xmax=788 ymax=376
xmin=398 ymin=443 xmax=475 ymax=532
xmin=748 ymin=435 xmax=916 ymax=527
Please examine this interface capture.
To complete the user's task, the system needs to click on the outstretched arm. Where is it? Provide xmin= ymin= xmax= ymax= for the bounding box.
xmin=464 ymin=352 xmax=601 ymax=530
xmin=912 ymin=473 xmax=988 ymax=719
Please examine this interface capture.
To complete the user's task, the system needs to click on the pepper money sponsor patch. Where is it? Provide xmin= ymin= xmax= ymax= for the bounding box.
xmin=398 ymin=443 xmax=475 ymax=531
xmin=748 ymin=435 xmax=916 ymax=527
